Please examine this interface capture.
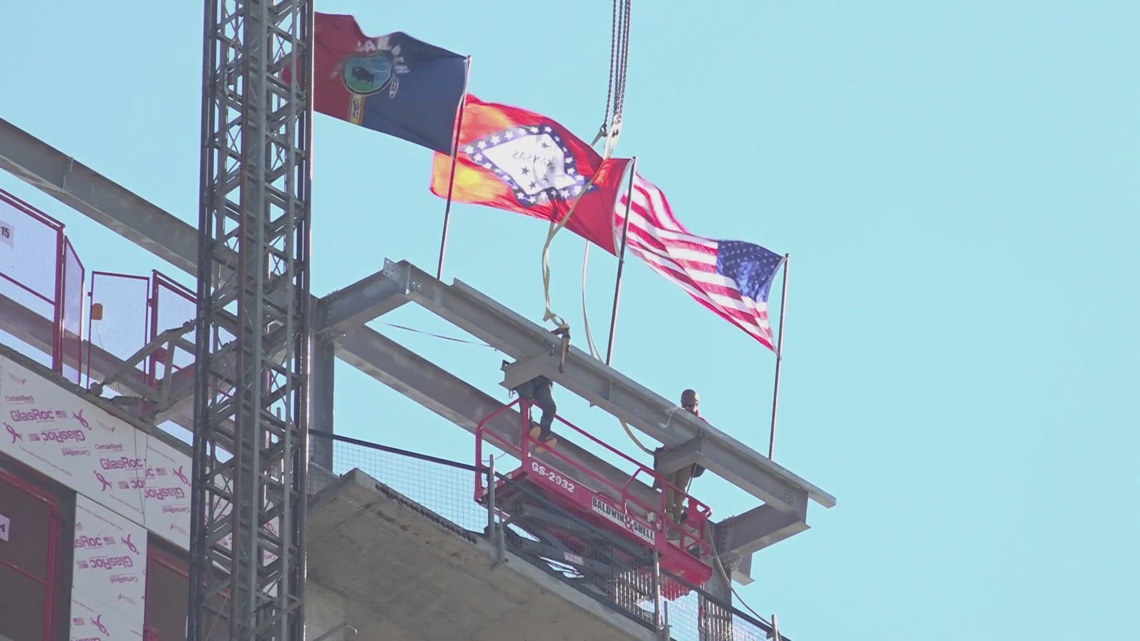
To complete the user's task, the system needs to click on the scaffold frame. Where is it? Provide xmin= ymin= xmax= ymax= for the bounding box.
xmin=188 ymin=1 xmax=313 ymax=640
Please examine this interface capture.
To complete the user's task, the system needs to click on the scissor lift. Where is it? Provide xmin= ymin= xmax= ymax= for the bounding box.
xmin=475 ymin=400 xmax=715 ymax=603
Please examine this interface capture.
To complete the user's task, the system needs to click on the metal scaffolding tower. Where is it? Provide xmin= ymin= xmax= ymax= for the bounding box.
xmin=188 ymin=1 xmax=313 ymax=639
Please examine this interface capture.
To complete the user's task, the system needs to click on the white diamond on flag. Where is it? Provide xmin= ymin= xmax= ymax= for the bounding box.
xmin=475 ymin=126 xmax=588 ymax=204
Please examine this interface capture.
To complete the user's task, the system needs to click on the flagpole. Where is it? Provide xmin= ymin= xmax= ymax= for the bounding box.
xmin=604 ymin=157 xmax=638 ymax=367
xmin=768 ymin=253 xmax=790 ymax=460
xmin=436 ymin=56 xmax=472 ymax=280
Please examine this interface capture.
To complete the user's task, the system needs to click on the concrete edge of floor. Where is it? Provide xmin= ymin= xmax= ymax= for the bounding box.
xmin=307 ymin=467 xmax=661 ymax=641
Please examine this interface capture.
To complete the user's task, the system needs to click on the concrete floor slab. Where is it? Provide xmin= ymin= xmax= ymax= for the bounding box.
xmin=307 ymin=469 xmax=658 ymax=641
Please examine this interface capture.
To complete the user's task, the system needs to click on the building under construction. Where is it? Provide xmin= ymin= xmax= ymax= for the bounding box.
xmin=0 ymin=3 xmax=834 ymax=641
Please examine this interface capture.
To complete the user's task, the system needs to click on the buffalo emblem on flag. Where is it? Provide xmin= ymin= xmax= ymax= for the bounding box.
xmin=339 ymin=36 xmax=410 ymax=99
xmin=341 ymin=53 xmax=397 ymax=97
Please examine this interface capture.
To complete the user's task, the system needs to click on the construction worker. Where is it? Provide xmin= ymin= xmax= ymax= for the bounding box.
xmin=514 ymin=375 xmax=558 ymax=445
xmin=655 ymin=389 xmax=706 ymax=526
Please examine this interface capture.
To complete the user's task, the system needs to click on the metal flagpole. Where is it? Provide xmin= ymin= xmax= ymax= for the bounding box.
xmin=768 ymin=253 xmax=790 ymax=460
xmin=604 ymin=157 xmax=638 ymax=366
xmin=436 ymin=56 xmax=473 ymax=280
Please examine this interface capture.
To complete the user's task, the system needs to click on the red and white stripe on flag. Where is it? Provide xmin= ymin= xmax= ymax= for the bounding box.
xmin=614 ymin=174 xmax=776 ymax=350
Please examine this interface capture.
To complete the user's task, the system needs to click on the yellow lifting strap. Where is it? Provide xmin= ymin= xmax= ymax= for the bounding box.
xmin=621 ymin=418 xmax=656 ymax=456
xmin=540 ymin=109 xmax=625 ymax=334
xmin=535 ymin=146 xmax=655 ymax=460
xmin=539 ymin=168 xmax=604 ymax=334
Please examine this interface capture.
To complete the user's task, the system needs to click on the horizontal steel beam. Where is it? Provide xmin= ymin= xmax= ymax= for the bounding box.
xmin=315 ymin=266 xmax=409 ymax=336
xmin=0 ymin=118 xmax=199 ymax=275
xmin=651 ymin=436 xmax=704 ymax=476
xmin=500 ymin=350 xmax=561 ymax=391
xmin=716 ymin=504 xmax=809 ymax=560
xmin=339 ymin=325 xmax=796 ymax=565
xmin=0 ymin=118 xmax=830 ymax=570
xmin=380 ymin=260 xmax=835 ymax=515
xmin=335 ymin=326 xmax=662 ymax=508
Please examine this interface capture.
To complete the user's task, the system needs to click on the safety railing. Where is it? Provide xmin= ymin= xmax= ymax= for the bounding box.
xmin=657 ymin=567 xmax=785 ymax=641
xmin=0 ymin=189 xmax=82 ymax=383
xmin=85 ymin=269 xmax=205 ymax=433
xmin=475 ymin=398 xmax=714 ymax=561
xmin=490 ymin=460 xmax=671 ymax=632
xmin=0 ymin=189 xmax=204 ymax=439
xmin=87 ymin=270 xmax=151 ymax=394
xmin=147 ymin=271 xmax=197 ymax=389
xmin=60 ymin=238 xmax=84 ymax=384
xmin=313 ymin=429 xmax=787 ymax=641
xmin=0 ymin=187 xmax=790 ymax=641
xmin=318 ymin=429 xmax=487 ymax=533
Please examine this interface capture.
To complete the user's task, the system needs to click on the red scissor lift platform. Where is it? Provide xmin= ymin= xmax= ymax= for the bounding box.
xmin=475 ymin=400 xmax=715 ymax=605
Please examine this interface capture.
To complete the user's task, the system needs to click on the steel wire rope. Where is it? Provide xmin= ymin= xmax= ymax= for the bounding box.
xmin=710 ymin=539 xmax=779 ymax=635
xmin=605 ymin=0 xmax=632 ymax=159
xmin=540 ymin=0 xmax=632 ymax=333
xmin=545 ymin=7 xmax=773 ymax=625
xmin=594 ymin=0 xmax=620 ymax=146
xmin=571 ymin=0 xmax=653 ymax=456
xmin=379 ymin=322 xmax=496 ymax=350
xmin=548 ymin=0 xmax=633 ymax=331
xmin=539 ymin=0 xmax=651 ymax=462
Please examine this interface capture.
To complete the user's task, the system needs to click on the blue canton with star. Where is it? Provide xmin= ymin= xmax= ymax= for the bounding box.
xmin=462 ymin=124 xmax=593 ymax=206
xmin=715 ymin=241 xmax=783 ymax=302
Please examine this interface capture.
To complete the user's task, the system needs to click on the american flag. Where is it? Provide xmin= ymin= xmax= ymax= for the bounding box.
xmin=614 ymin=174 xmax=784 ymax=350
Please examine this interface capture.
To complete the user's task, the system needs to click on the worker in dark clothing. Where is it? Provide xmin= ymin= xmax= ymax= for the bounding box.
xmin=655 ymin=389 xmax=706 ymax=526
xmin=514 ymin=375 xmax=558 ymax=445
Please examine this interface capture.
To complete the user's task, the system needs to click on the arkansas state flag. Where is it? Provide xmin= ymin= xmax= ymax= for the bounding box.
xmin=430 ymin=96 xmax=632 ymax=254
xmin=311 ymin=13 xmax=468 ymax=153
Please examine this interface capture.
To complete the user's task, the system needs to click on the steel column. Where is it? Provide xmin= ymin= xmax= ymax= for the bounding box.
xmin=310 ymin=335 xmax=335 ymax=470
xmin=189 ymin=1 xmax=313 ymax=640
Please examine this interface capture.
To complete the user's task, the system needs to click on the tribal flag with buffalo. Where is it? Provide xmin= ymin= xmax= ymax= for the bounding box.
xmin=614 ymin=174 xmax=785 ymax=350
xmin=430 ymin=96 xmax=631 ymax=252
xmin=309 ymin=13 xmax=468 ymax=153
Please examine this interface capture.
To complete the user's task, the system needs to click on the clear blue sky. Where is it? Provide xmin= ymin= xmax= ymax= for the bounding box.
xmin=2 ymin=2 xmax=1138 ymax=639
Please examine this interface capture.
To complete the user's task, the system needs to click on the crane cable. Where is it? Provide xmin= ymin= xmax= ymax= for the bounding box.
xmin=594 ymin=0 xmax=632 ymax=155
xmin=607 ymin=0 xmax=632 ymax=158
xmin=586 ymin=0 xmax=651 ymax=455
xmin=572 ymin=0 xmax=650 ymax=454
xmin=591 ymin=10 xmax=781 ymax=605
xmin=538 ymin=0 xmax=651 ymax=459
xmin=564 ymin=6 xmax=776 ymax=628
xmin=540 ymin=0 xmax=632 ymax=335
xmin=593 ymin=0 xmax=617 ymax=148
